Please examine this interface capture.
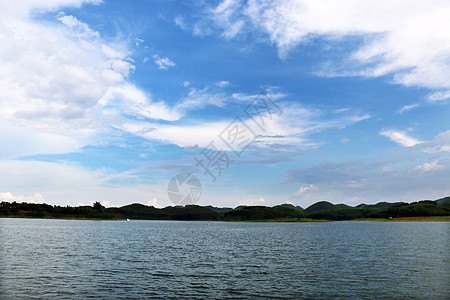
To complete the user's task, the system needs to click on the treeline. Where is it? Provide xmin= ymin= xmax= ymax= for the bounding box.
xmin=108 ymin=197 xmax=450 ymax=221
xmin=0 ymin=201 xmax=115 ymax=219
xmin=304 ymin=199 xmax=450 ymax=220
xmin=1 ymin=196 xmax=449 ymax=221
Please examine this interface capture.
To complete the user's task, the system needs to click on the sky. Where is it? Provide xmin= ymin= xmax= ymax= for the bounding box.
xmin=0 ymin=0 xmax=449 ymax=209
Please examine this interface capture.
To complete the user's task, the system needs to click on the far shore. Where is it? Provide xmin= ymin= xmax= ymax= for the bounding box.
xmin=352 ymin=216 xmax=450 ymax=222
xmin=1 ymin=215 xmax=449 ymax=222
xmin=0 ymin=215 xmax=125 ymax=221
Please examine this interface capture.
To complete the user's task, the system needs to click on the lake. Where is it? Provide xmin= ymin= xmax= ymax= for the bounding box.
xmin=0 ymin=218 xmax=448 ymax=299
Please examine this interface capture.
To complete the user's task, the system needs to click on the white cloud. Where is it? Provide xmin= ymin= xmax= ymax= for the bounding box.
xmin=238 ymin=196 xmax=265 ymax=206
xmin=216 ymin=80 xmax=230 ymax=87
xmin=58 ymin=14 xmax=99 ymax=38
xmin=286 ymin=159 xmax=450 ymax=206
xmin=379 ymin=129 xmax=450 ymax=153
xmin=295 ymin=184 xmax=318 ymax=196
xmin=0 ymin=2 xmax=198 ymax=158
xmin=417 ymin=130 xmax=450 ymax=153
xmin=147 ymin=197 xmax=161 ymax=208
xmin=413 ymin=160 xmax=444 ymax=172
xmin=0 ymin=3 xmax=140 ymax=156
xmin=119 ymin=120 xmax=231 ymax=148
xmin=426 ymin=90 xmax=450 ymax=102
xmin=174 ymin=16 xmax=187 ymax=30
xmin=201 ymin=0 xmax=450 ymax=92
xmin=0 ymin=160 xmax=172 ymax=207
xmin=398 ymin=103 xmax=420 ymax=114
xmin=100 ymin=82 xmax=239 ymax=124
xmin=2 ymin=0 xmax=102 ymax=18
xmin=152 ymin=54 xmax=176 ymax=70
xmin=176 ymin=87 xmax=227 ymax=111
xmin=117 ymin=98 xmax=369 ymax=150
xmin=0 ymin=192 xmax=44 ymax=203
xmin=232 ymin=90 xmax=286 ymax=102
xmin=379 ymin=129 xmax=422 ymax=147
xmin=77 ymin=200 xmax=111 ymax=207
xmin=0 ymin=121 xmax=83 ymax=159
xmin=135 ymin=38 xmax=144 ymax=46
xmin=333 ymin=108 xmax=351 ymax=114
xmin=99 ymin=84 xmax=182 ymax=121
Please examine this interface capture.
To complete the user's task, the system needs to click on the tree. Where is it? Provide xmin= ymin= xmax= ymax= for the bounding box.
xmin=93 ymin=201 xmax=104 ymax=211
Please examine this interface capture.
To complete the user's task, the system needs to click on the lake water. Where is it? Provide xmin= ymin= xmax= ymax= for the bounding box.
xmin=0 ymin=218 xmax=448 ymax=299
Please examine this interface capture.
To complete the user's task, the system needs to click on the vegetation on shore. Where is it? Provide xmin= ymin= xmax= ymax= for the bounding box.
xmin=1 ymin=196 xmax=449 ymax=222
xmin=0 ymin=201 xmax=118 ymax=220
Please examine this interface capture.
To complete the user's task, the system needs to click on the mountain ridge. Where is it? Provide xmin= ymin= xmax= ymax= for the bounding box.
xmin=1 ymin=196 xmax=449 ymax=221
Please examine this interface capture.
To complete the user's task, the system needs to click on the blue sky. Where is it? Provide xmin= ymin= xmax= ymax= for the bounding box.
xmin=0 ymin=0 xmax=449 ymax=208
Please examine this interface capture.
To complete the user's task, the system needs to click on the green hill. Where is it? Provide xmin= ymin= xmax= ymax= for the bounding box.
xmin=1 ymin=195 xmax=449 ymax=221
xmin=107 ymin=203 xmax=168 ymax=220
xmin=304 ymin=201 xmax=350 ymax=213
xmin=435 ymin=196 xmax=450 ymax=206
xmin=356 ymin=202 xmax=405 ymax=209
xmin=162 ymin=205 xmax=220 ymax=220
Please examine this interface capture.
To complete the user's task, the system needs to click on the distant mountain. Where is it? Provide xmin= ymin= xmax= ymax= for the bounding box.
xmin=1 ymin=196 xmax=449 ymax=221
xmin=108 ymin=204 xmax=221 ymax=220
xmin=108 ymin=199 xmax=449 ymax=221
xmin=304 ymin=201 xmax=350 ymax=213
xmin=273 ymin=204 xmax=304 ymax=211
xmin=356 ymin=202 xmax=405 ymax=209
xmin=108 ymin=203 xmax=168 ymax=219
xmin=223 ymin=204 xmax=304 ymax=221
xmin=435 ymin=196 xmax=450 ymax=206
xmin=204 ymin=205 xmax=233 ymax=213
xmin=162 ymin=205 xmax=220 ymax=220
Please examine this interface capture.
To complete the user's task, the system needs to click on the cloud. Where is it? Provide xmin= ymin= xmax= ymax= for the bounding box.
xmin=0 ymin=160 xmax=172 ymax=207
xmin=119 ymin=120 xmax=231 ymax=148
xmin=0 ymin=121 xmax=83 ymax=159
xmin=2 ymin=0 xmax=102 ymax=18
xmin=216 ymin=80 xmax=230 ymax=87
xmin=147 ymin=197 xmax=161 ymax=208
xmin=413 ymin=160 xmax=444 ymax=172
xmin=379 ymin=129 xmax=422 ymax=147
xmin=77 ymin=200 xmax=111 ymax=207
xmin=152 ymin=54 xmax=176 ymax=70
xmin=398 ymin=103 xmax=420 ymax=114
xmin=379 ymin=129 xmax=450 ymax=153
xmin=334 ymin=108 xmax=351 ymax=114
xmin=197 ymin=0 xmax=450 ymax=93
xmin=99 ymin=84 xmax=182 ymax=121
xmin=118 ymin=99 xmax=369 ymax=150
xmin=286 ymin=161 xmax=370 ymax=186
xmin=58 ymin=14 xmax=99 ymax=38
xmin=0 ymin=192 xmax=44 ymax=203
xmin=416 ymin=130 xmax=450 ymax=153
xmin=0 ymin=2 xmax=144 ymax=157
xmin=295 ymin=184 xmax=318 ymax=196
xmin=285 ymin=159 xmax=450 ymax=205
xmin=426 ymin=90 xmax=450 ymax=102
xmin=238 ymin=196 xmax=265 ymax=206
xmin=100 ymin=82 xmax=238 ymax=124
xmin=175 ymin=86 xmax=227 ymax=111
xmin=232 ymin=91 xmax=286 ymax=102
xmin=233 ymin=144 xmax=311 ymax=165
xmin=174 ymin=16 xmax=187 ymax=30
xmin=0 ymin=1 xmax=209 ymax=159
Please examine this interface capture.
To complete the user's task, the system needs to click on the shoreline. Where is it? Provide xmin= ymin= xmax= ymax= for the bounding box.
xmin=0 ymin=215 xmax=125 ymax=221
xmin=1 ymin=216 xmax=449 ymax=222
xmin=351 ymin=216 xmax=450 ymax=222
